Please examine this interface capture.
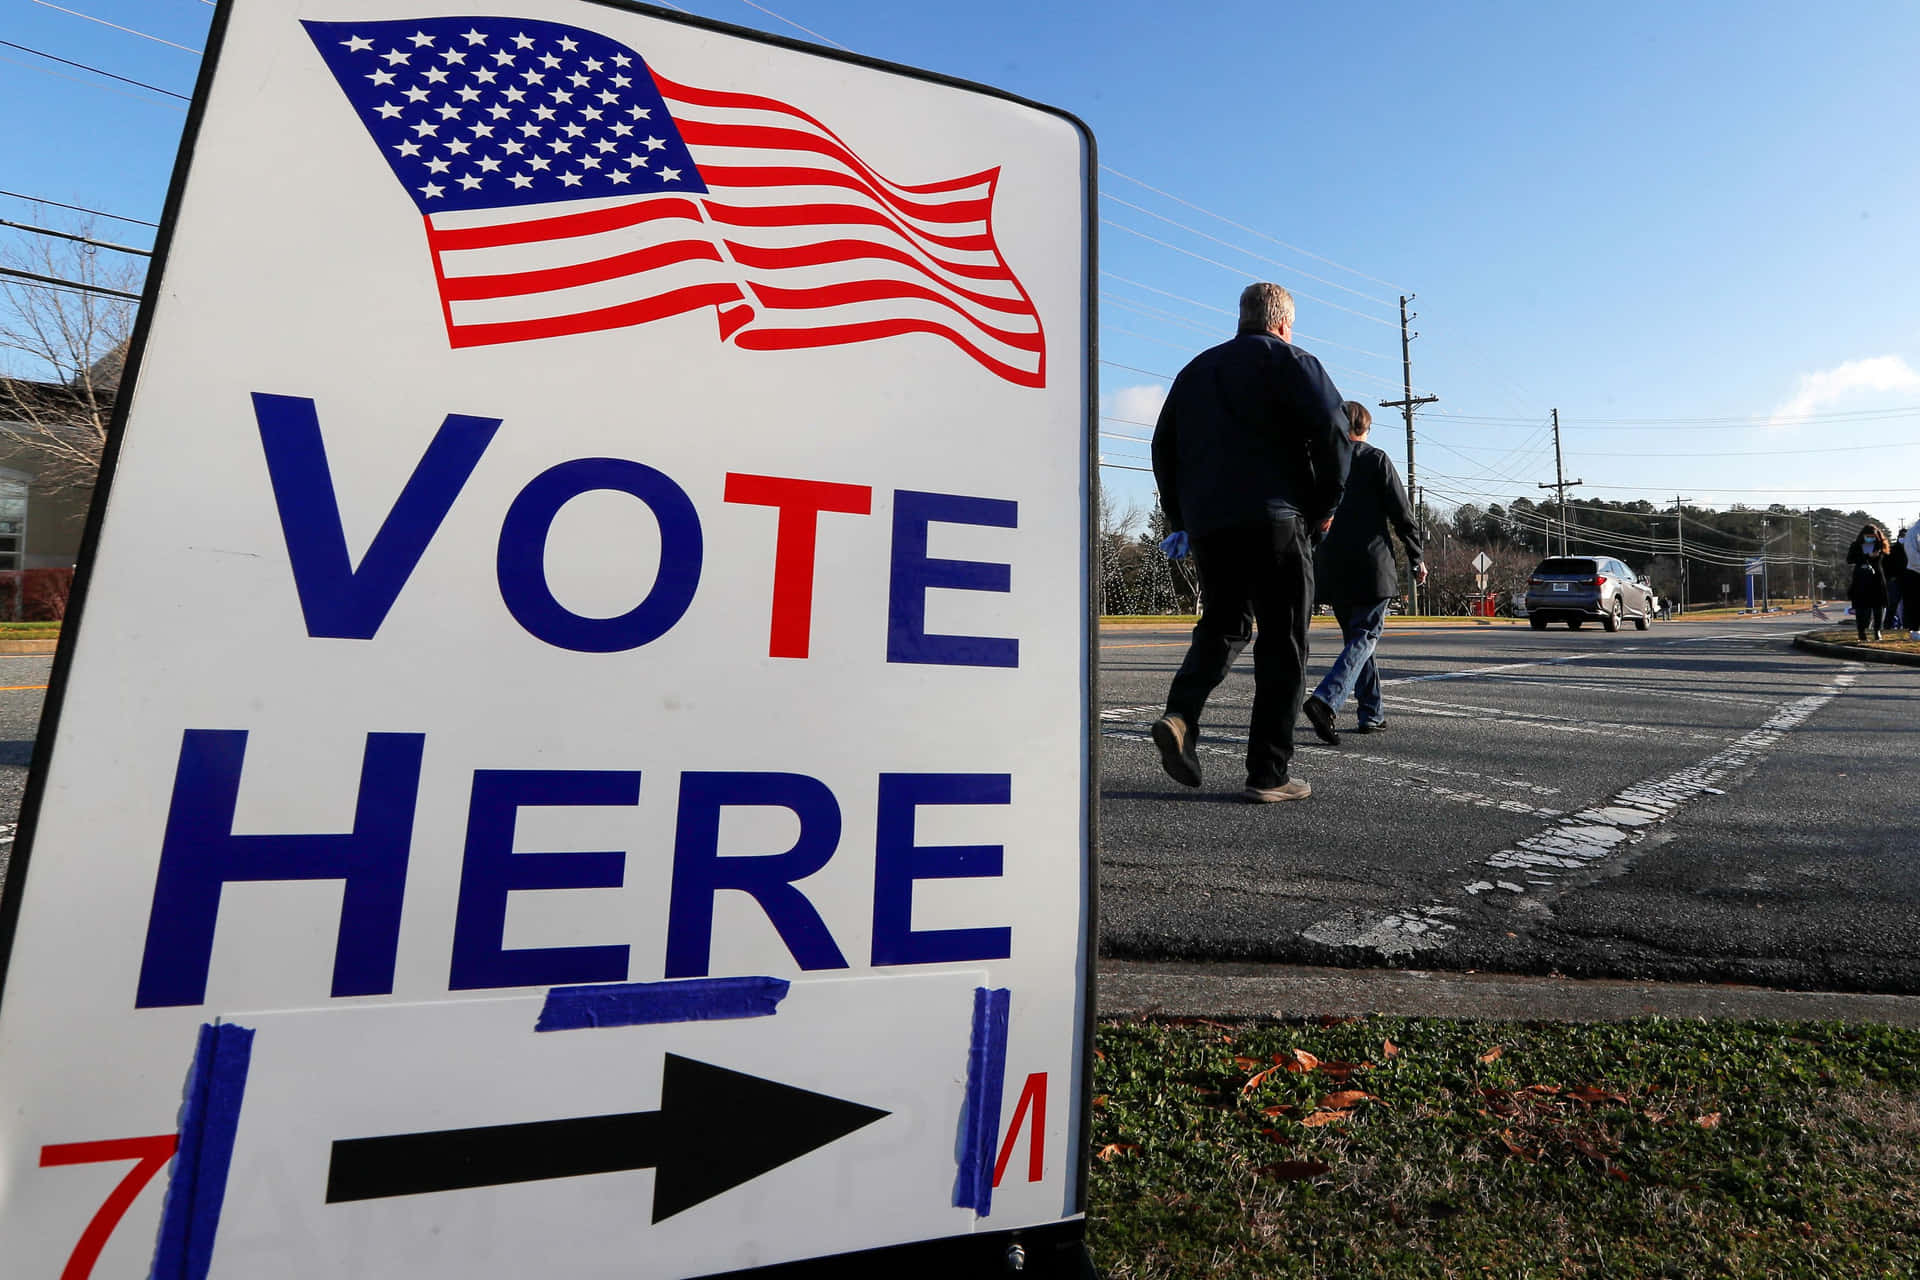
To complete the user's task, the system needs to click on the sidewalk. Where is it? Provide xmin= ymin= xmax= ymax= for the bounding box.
xmin=1100 ymin=959 xmax=1920 ymax=1027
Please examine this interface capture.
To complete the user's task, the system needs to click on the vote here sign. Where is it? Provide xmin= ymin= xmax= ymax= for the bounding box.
xmin=0 ymin=2 xmax=1094 ymax=1276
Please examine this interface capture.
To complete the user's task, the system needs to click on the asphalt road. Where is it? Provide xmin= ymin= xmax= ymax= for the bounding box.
xmin=1100 ymin=613 xmax=1920 ymax=994
xmin=0 ymin=655 xmax=46 ymax=890
xmin=1 ymin=618 xmax=1914 ymax=996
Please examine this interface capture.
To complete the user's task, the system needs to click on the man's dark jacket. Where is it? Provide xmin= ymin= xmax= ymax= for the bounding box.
xmin=1314 ymin=439 xmax=1422 ymax=604
xmin=1151 ymin=332 xmax=1351 ymax=536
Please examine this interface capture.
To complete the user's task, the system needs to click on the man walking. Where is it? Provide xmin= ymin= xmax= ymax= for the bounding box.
xmin=1149 ymin=283 xmax=1351 ymax=802
xmin=1301 ymin=403 xmax=1424 ymax=744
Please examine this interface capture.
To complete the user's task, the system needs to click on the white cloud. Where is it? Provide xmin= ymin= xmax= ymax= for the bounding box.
xmin=1103 ymin=382 xmax=1166 ymax=428
xmin=1771 ymin=354 xmax=1920 ymax=423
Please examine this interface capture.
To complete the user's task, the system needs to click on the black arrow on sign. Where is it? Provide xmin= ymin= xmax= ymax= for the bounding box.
xmin=324 ymin=1053 xmax=889 ymax=1222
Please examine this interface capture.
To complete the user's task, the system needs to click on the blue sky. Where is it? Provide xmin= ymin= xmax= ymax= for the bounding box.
xmin=7 ymin=0 xmax=1920 ymax=534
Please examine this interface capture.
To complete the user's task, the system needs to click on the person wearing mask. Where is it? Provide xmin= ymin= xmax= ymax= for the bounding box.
xmin=1301 ymin=401 xmax=1424 ymax=743
xmin=1902 ymin=521 xmax=1920 ymax=640
xmin=1846 ymin=523 xmax=1891 ymax=641
xmin=1149 ymin=282 xmax=1351 ymax=803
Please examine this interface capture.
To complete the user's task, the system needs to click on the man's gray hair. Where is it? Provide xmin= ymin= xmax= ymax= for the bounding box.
xmin=1238 ymin=282 xmax=1295 ymax=335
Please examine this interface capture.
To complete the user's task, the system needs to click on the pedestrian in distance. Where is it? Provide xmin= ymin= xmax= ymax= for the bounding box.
xmin=1888 ymin=526 xmax=1910 ymax=632
xmin=1901 ymin=521 xmax=1920 ymax=640
xmin=1149 ymin=282 xmax=1352 ymax=803
xmin=1845 ymin=523 xmax=1891 ymax=641
xmin=1301 ymin=401 xmax=1424 ymax=744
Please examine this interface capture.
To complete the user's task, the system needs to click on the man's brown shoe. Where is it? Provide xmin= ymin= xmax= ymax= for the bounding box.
xmin=1241 ymin=779 xmax=1311 ymax=803
xmin=1150 ymin=714 xmax=1202 ymax=788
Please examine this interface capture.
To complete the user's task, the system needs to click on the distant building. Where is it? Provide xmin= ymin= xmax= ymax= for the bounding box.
xmin=0 ymin=373 xmax=110 ymax=571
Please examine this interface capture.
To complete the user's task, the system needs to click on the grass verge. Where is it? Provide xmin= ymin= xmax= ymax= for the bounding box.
xmin=0 ymin=621 xmax=59 ymax=636
xmin=1808 ymin=627 xmax=1920 ymax=657
xmin=1089 ymin=1017 xmax=1920 ymax=1278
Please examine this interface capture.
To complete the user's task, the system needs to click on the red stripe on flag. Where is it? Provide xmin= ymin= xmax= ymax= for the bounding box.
xmin=428 ymin=197 xmax=705 ymax=251
xmin=721 ymin=237 xmax=1027 ymax=301
xmin=746 ymin=279 xmax=1045 ymax=351
xmin=447 ymin=281 xmax=746 ymax=347
xmin=697 ymin=165 xmax=990 ymax=229
xmin=701 ymin=199 xmax=996 ymax=254
xmin=653 ymin=72 xmax=988 ymax=196
xmin=673 ymin=120 xmax=993 ymax=223
xmin=733 ymin=317 xmax=1044 ymax=388
xmin=437 ymin=239 xmax=725 ymax=301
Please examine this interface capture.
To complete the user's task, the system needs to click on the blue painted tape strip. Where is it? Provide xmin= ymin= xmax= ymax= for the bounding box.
xmin=953 ymin=986 xmax=1011 ymax=1215
xmin=150 ymin=1022 xmax=254 ymax=1280
xmin=535 ymin=975 xmax=791 ymax=1032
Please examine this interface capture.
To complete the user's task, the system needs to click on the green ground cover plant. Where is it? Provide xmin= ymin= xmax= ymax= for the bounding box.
xmin=1088 ymin=1017 xmax=1920 ymax=1278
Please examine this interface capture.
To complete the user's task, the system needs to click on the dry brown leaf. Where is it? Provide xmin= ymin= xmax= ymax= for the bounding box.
xmin=1299 ymin=1110 xmax=1348 ymax=1128
xmin=1695 ymin=1112 xmax=1722 ymax=1129
xmin=1479 ymin=1046 xmax=1503 ymax=1064
xmin=1319 ymin=1090 xmax=1377 ymax=1111
xmin=1233 ymin=1056 xmax=1261 ymax=1071
xmin=1567 ymin=1085 xmax=1627 ymax=1105
xmin=1092 ymin=1094 xmax=1108 ymax=1109
xmin=1262 ymin=1104 xmax=1297 ymax=1118
xmin=1095 ymin=1142 xmax=1139 ymax=1161
xmin=1263 ymin=1159 xmax=1331 ymax=1180
xmin=1606 ymin=1166 xmax=1630 ymax=1183
xmin=1382 ymin=1039 xmax=1399 ymax=1059
xmin=1240 ymin=1065 xmax=1280 ymax=1096
xmin=1280 ymin=1048 xmax=1321 ymax=1072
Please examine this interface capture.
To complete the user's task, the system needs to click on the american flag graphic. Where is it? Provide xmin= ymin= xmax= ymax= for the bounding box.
xmin=302 ymin=17 xmax=1046 ymax=387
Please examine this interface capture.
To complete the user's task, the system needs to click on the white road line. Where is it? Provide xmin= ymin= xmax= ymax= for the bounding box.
xmin=1382 ymin=650 xmax=1610 ymax=685
xmin=1393 ymin=694 xmax=1724 ymax=741
xmin=1299 ymin=664 xmax=1863 ymax=959
xmin=1452 ymin=675 xmax=1780 ymax=708
xmin=1101 ymin=725 xmax=1565 ymax=816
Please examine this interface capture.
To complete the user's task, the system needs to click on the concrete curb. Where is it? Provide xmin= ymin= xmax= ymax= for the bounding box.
xmin=1099 ymin=960 xmax=1920 ymax=1027
xmin=0 ymin=639 xmax=57 ymax=655
xmin=1792 ymin=630 xmax=1920 ymax=668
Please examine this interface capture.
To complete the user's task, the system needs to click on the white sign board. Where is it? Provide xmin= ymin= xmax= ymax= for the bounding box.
xmin=1471 ymin=551 xmax=1491 ymax=574
xmin=0 ymin=2 xmax=1094 ymax=1276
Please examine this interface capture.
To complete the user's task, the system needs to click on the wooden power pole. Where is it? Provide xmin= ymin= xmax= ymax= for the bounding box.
xmin=1379 ymin=294 xmax=1437 ymax=612
xmin=1536 ymin=409 xmax=1583 ymax=556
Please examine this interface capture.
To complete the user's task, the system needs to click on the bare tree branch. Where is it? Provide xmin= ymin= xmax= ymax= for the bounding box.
xmin=0 ymin=207 xmax=141 ymax=497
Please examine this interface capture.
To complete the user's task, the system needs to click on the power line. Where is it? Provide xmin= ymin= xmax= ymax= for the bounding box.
xmin=1099 ymin=191 xmax=1394 ymax=307
xmin=1098 ymin=164 xmax=1403 ymax=292
xmin=1101 ymin=218 xmax=1399 ymax=328
xmin=0 ymin=38 xmax=191 ymax=100
xmin=31 ymin=1 xmax=203 ymax=55
xmin=734 ymin=0 xmax=850 ymax=48
xmin=0 ymin=189 xmax=156 ymax=228
xmin=1101 ymin=272 xmax=1402 ymax=365
xmin=0 ymin=217 xmax=151 ymax=257
xmin=0 ymin=264 xmax=141 ymax=301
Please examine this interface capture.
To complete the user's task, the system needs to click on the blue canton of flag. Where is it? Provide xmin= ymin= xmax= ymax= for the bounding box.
xmin=303 ymin=17 xmax=706 ymax=212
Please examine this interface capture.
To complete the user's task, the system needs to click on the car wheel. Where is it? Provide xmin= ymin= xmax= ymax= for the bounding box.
xmin=1633 ymin=612 xmax=1650 ymax=631
xmin=1529 ymin=615 xmax=1548 ymax=631
xmin=1602 ymin=600 xmax=1621 ymax=632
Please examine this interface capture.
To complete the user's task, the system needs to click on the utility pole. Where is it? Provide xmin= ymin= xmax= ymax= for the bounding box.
xmin=1673 ymin=495 xmax=1692 ymax=613
xmin=1536 ymin=409 xmax=1583 ymax=557
xmin=1380 ymin=295 xmax=1437 ymax=614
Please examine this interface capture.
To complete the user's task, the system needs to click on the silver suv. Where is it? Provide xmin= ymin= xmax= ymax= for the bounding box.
xmin=1525 ymin=556 xmax=1654 ymax=632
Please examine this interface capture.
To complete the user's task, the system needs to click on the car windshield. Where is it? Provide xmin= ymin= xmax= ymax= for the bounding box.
xmin=1536 ymin=559 xmax=1599 ymax=575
